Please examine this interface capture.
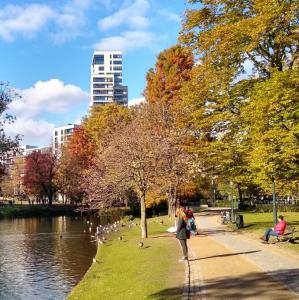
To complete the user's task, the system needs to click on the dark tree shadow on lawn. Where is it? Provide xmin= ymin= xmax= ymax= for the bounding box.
xmin=148 ymin=287 xmax=183 ymax=300
xmin=150 ymin=235 xmax=173 ymax=239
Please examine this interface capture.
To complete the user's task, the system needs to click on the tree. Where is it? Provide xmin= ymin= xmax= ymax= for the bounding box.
xmin=181 ymin=0 xmax=298 ymax=76
xmin=144 ymin=45 xmax=194 ymax=106
xmin=24 ymin=151 xmax=56 ymax=205
xmin=144 ymin=46 xmax=195 ymax=215
xmin=86 ymin=105 xmax=163 ymax=238
xmin=151 ymin=104 xmax=195 ymax=216
xmin=1 ymin=175 xmax=14 ymax=199
xmin=179 ymin=0 xmax=298 ymax=203
xmin=83 ymin=103 xmax=133 ymax=151
xmin=0 ymin=83 xmax=20 ymax=161
xmin=55 ymin=127 xmax=95 ymax=203
xmin=243 ymin=70 xmax=299 ymax=195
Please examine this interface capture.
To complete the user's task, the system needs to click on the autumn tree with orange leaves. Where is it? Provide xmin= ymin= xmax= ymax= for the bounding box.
xmin=55 ymin=126 xmax=95 ymax=203
xmin=144 ymin=45 xmax=196 ymax=216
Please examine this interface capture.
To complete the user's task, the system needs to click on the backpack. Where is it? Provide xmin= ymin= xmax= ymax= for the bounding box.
xmin=186 ymin=218 xmax=196 ymax=231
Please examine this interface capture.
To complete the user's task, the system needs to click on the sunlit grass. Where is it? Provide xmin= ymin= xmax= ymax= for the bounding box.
xmin=67 ymin=216 xmax=184 ymax=300
xmin=240 ymin=212 xmax=299 ymax=252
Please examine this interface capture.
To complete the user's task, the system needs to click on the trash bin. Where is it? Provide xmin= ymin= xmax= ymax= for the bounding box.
xmin=235 ymin=214 xmax=244 ymax=229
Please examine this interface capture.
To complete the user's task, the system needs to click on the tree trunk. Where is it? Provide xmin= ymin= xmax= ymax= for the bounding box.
xmin=48 ymin=193 xmax=53 ymax=206
xmin=140 ymin=191 xmax=148 ymax=239
xmin=168 ymin=180 xmax=179 ymax=217
xmin=168 ymin=197 xmax=176 ymax=217
xmin=167 ymin=187 xmax=176 ymax=217
xmin=237 ymin=183 xmax=243 ymax=208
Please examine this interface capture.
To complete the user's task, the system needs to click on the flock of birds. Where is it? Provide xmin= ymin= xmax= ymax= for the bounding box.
xmin=86 ymin=220 xmax=145 ymax=263
xmin=57 ymin=218 xmax=166 ymax=264
xmin=83 ymin=218 xmax=166 ymax=264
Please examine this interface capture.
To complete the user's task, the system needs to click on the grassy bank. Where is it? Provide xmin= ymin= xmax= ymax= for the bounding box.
xmin=0 ymin=205 xmax=75 ymax=218
xmin=67 ymin=216 xmax=184 ymax=300
xmin=239 ymin=212 xmax=299 ymax=252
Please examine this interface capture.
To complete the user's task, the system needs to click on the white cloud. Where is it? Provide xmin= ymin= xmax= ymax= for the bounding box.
xmin=0 ymin=0 xmax=93 ymax=43
xmin=9 ymin=79 xmax=89 ymax=118
xmin=98 ymin=0 xmax=150 ymax=31
xmin=94 ymin=30 xmax=155 ymax=52
xmin=5 ymin=79 xmax=89 ymax=146
xmin=5 ymin=118 xmax=54 ymax=146
xmin=128 ymin=97 xmax=145 ymax=106
xmin=158 ymin=9 xmax=180 ymax=23
xmin=51 ymin=0 xmax=93 ymax=43
xmin=0 ymin=4 xmax=55 ymax=41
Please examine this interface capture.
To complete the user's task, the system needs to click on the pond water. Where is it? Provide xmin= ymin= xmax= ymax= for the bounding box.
xmin=0 ymin=215 xmax=109 ymax=300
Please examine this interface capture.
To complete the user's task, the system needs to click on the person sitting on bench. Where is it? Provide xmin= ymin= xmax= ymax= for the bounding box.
xmin=262 ymin=215 xmax=286 ymax=243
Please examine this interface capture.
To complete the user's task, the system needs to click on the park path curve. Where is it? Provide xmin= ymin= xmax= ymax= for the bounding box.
xmin=184 ymin=209 xmax=299 ymax=300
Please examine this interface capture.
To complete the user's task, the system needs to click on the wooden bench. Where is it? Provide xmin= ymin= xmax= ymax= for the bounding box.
xmin=272 ymin=225 xmax=296 ymax=243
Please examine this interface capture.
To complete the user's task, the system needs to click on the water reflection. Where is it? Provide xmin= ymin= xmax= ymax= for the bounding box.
xmin=0 ymin=216 xmax=108 ymax=300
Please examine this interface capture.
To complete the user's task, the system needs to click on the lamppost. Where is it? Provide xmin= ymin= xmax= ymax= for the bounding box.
xmin=230 ymin=181 xmax=234 ymax=221
xmin=271 ymin=176 xmax=278 ymax=225
xmin=210 ymin=176 xmax=217 ymax=206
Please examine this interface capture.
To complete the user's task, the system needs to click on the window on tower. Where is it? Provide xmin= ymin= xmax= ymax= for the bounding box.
xmin=94 ymin=55 xmax=104 ymax=64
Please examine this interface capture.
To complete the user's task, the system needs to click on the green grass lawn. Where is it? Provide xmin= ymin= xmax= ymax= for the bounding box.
xmin=67 ymin=216 xmax=184 ymax=300
xmin=239 ymin=212 xmax=299 ymax=252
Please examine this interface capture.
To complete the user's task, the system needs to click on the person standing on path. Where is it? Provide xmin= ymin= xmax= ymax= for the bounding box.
xmin=176 ymin=206 xmax=190 ymax=261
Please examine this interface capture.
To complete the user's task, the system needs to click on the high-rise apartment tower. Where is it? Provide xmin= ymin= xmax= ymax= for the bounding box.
xmin=90 ymin=50 xmax=128 ymax=106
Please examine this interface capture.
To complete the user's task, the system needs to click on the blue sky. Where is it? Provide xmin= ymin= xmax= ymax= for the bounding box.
xmin=0 ymin=0 xmax=191 ymax=146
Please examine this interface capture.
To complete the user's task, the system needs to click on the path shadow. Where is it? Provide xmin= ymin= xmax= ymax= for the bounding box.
xmin=188 ymin=250 xmax=261 ymax=261
xmin=148 ymin=269 xmax=299 ymax=299
xmin=151 ymin=235 xmax=172 ymax=239
xmin=288 ymin=237 xmax=299 ymax=244
xmin=197 ymin=229 xmax=229 ymax=236
xmin=197 ymin=212 xmax=221 ymax=217
xmin=243 ymin=224 xmax=254 ymax=229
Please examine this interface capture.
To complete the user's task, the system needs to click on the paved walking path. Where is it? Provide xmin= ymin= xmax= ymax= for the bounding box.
xmin=184 ymin=210 xmax=299 ymax=300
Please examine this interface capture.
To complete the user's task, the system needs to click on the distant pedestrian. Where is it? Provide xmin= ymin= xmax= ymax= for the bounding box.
xmin=176 ymin=206 xmax=190 ymax=262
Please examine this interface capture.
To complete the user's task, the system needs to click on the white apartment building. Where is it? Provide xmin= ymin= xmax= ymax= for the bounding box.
xmin=0 ymin=145 xmax=38 ymax=167
xmin=52 ymin=124 xmax=79 ymax=155
xmin=25 ymin=145 xmax=52 ymax=155
xmin=90 ymin=50 xmax=128 ymax=106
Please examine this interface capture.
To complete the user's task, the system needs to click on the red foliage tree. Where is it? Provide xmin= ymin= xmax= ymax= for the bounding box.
xmin=24 ymin=151 xmax=56 ymax=205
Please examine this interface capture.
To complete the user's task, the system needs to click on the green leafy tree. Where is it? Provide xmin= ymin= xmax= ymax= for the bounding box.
xmin=179 ymin=0 xmax=298 ymax=203
xmin=243 ymin=70 xmax=299 ymax=194
xmin=181 ymin=0 xmax=298 ymax=75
